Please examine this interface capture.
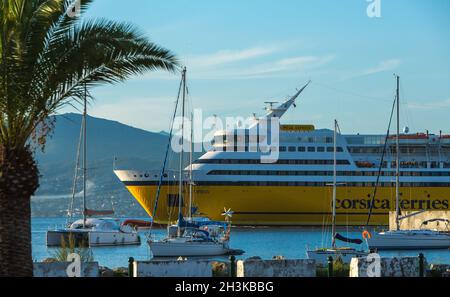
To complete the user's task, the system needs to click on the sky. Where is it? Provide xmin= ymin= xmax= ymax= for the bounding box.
xmin=64 ymin=0 xmax=450 ymax=135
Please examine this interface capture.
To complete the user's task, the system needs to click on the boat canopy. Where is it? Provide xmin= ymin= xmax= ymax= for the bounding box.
xmin=177 ymin=213 xmax=227 ymax=229
xmin=334 ymin=233 xmax=363 ymax=245
xmin=70 ymin=218 xmax=120 ymax=231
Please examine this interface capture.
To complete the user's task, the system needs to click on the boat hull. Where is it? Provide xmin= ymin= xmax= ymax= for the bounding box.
xmin=307 ymin=249 xmax=368 ymax=266
xmin=46 ymin=230 xmax=90 ymax=247
xmin=366 ymin=231 xmax=450 ymax=250
xmin=148 ymin=240 xmax=229 ymax=257
xmin=122 ymin=184 xmax=450 ymax=226
xmin=46 ymin=230 xmax=141 ymax=247
xmin=88 ymin=231 xmax=141 ymax=247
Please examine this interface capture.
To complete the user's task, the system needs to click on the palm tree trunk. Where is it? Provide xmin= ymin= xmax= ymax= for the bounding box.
xmin=0 ymin=146 xmax=39 ymax=277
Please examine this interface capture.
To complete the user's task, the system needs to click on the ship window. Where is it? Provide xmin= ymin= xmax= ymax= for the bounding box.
xmin=326 ymin=147 xmax=334 ymax=152
xmin=298 ymin=146 xmax=306 ymax=152
xmin=317 ymin=147 xmax=325 ymax=152
xmin=280 ymin=146 xmax=287 ymax=152
xmin=288 ymin=146 xmax=296 ymax=152
xmin=337 ymin=147 xmax=343 ymax=152
xmin=307 ymin=147 xmax=315 ymax=152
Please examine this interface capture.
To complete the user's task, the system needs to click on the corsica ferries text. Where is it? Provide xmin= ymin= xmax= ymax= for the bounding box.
xmin=336 ymin=198 xmax=449 ymax=210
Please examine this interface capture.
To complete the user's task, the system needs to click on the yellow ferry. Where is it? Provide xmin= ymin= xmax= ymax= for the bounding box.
xmin=114 ymin=85 xmax=450 ymax=226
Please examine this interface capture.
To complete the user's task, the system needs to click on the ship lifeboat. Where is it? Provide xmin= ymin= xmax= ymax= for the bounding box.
xmin=356 ymin=161 xmax=375 ymax=168
xmin=388 ymin=133 xmax=428 ymax=140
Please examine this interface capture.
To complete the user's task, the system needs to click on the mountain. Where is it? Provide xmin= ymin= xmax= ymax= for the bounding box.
xmin=31 ymin=113 xmax=197 ymax=217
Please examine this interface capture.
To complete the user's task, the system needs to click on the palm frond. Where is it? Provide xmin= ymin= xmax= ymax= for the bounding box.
xmin=0 ymin=0 xmax=179 ymax=149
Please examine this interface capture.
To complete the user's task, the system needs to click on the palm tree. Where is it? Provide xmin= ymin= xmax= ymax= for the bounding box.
xmin=0 ymin=0 xmax=178 ymax=276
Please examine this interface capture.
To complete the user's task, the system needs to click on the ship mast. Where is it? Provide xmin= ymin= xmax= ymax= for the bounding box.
xmin=178 ymin=67 xmax=187 ymax=237
xmin=395 ymin=75 xmax=400 ymax=231
xmin=331 ymin=119 xmax=337 ymax=248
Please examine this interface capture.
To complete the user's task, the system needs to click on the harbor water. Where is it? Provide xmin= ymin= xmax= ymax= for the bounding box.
xmin=32 ymin=217 xmax=450 ymax=268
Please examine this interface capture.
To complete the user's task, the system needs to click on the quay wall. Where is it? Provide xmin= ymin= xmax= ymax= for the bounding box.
xmin=350 ymin=256 xmax=426 ymax=277
xmin=133 ymin=260 xmax=213 ymax=277
xmin=236 ymin=259 xmax=316 ymax=277
xmin=33 ymin=262 xmax=99 ymax=277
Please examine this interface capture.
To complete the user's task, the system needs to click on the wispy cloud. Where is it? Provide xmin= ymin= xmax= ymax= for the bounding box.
xmin=231 ymin=55 xmax=335 ymax=79
xmin=188 ymin=46 xmax=281 ymax=68
xmin=139 ymin=44 xmax=334 ymax=80
xmin=362 ymin=59 xmax=401 ymax=76
xmin=407 ymin=98 xmax=450 ymax=110
xmin=342 ymin=59 xmax=401 ymax=80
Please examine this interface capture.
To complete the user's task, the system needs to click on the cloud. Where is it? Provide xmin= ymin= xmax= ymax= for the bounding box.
xmin=140 ymin=45 xmax=284 ymax=81
xmin=231 ymin=55 xmax=335 ymax=79
xmin=138 ymin=44 xmax=334 ymax=80
xmin=362 ymin=59 xmax=401 ymax=76
xmin=343 ymin=59 xmax=401 ymax=80
xmin=188 ymin=46 xmax=281 ymax=68
xmin=407 ymin=98 xmax=450 ymax=110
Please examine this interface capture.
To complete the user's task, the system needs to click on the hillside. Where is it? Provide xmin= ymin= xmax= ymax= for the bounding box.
xmin=32 ymin=113 xmax=199 ymax=217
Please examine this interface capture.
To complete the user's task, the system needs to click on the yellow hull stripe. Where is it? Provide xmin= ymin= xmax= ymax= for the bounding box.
xmin=125 ymin=185 xmax=450 ymax=226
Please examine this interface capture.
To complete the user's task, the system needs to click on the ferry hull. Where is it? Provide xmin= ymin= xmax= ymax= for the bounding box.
xmin=125 ymin=184 xmax=450 ymax=226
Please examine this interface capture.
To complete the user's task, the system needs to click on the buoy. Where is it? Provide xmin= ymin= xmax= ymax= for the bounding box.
xmin=362 ymin=230 xmax=372 ymax=239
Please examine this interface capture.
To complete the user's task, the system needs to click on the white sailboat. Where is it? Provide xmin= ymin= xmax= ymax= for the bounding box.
xmin=307 ymin=120 xmax=368 ymax=265
xmin=46 ymin=85 xmax=140 ymax=247
xmin=148 ymin=67 xmax=236 ymax=257
xmin=149 ymin=212 xmax=232 ymax=257
xmin=366 ymin=75 xmax=450 ymax=250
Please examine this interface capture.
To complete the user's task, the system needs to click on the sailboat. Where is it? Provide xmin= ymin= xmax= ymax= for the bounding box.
xmin=307 ymin=120 xmax=368 ymax=265
xmin=365 ymin=75 xmax=450 ymax=250
xmin=147 ymin=67 xmax=237 ymax=257
xmin=46 ymin=85 xmax=140 ymax=247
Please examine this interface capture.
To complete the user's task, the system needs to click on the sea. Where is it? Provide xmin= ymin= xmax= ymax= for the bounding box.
xmin=32 ymin=217 xmax=450 ymax=268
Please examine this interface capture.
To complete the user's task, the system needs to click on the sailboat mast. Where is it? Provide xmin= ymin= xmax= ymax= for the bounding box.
xmin=82 ymin=83 xmax=87 ymax=228
xmin=188 ymin=111 xmax=193 ymax=219
xmin=331 ymin=119 xmax=337 ymax=248
xmin=67 ymin=120 xmax=83 ymax=226
xmin=178 ymin=67 xmax=187 ymax=237
xmin=395 ymin=75 xmax=400 ymax=231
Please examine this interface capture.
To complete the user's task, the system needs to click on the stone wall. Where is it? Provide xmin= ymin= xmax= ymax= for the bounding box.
xmin=237 ymin=259 xmax=316 ymax=277
xmin=389 ymin=211 xmax=450 ymax=231
xmin=350 ymin=256 xmax=426 ymax=277
xmin=133 ymin=260 xmax=213 ymax=277
xmin=33 ymin=262 xmax=99 ymax=277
